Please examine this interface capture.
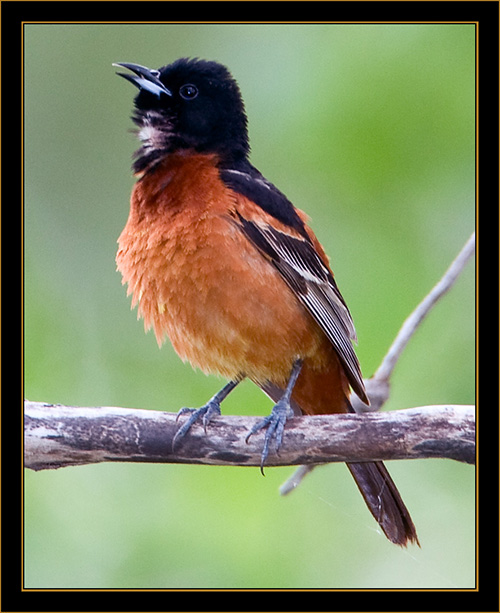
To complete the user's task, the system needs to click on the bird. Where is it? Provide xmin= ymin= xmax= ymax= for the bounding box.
xmin=114 ymin=57 xmax=419 ymax=546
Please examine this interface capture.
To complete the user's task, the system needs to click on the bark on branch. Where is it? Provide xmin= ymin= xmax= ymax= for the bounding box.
xmin=24 ymin=401 xmax=475 ymax=472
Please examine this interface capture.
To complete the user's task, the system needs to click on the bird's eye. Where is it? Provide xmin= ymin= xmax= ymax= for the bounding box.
xmin=179 ymin=84 xmax=199 ymax=100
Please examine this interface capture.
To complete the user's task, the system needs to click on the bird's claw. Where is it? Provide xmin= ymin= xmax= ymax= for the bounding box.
xmin=173 ymin=400 xmax=221 ymax=449
xmin=246 ymin=399 xmax=294 ymax=474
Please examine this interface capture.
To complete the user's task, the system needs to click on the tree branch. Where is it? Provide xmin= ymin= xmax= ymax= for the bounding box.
xmin=24 ymin=401 xmax=475 ymax=472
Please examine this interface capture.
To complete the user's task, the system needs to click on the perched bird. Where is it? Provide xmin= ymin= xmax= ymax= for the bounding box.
xmin=114 ymin=58 xmax=418 ymax=546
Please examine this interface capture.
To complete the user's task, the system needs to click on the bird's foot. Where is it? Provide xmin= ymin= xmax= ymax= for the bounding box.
xmin=246 ymin=398 xmax=294 ymax=474
xmin=172 ymin=380 xmax=240 ymax=450
xmin=246 ymin=359 xmax=302 ymax=474
xmin=172 ymin=400 xmax=221 ymax=449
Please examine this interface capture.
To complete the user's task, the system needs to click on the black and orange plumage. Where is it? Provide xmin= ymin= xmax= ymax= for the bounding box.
xmin=115 ymin=58 xmax=418 ymax=546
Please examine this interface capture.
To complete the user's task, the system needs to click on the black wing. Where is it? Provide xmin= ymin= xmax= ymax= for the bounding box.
xmin=219 ymin=163 xmax=309 ymax=239
xmin=235 ymin=211 xmax=368 ymax=404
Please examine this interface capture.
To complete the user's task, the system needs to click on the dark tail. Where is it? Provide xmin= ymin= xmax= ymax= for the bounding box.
xmin=346 ymin=460 xmax=419 ymax=547
xmin=259 ymin=377 xmax=419 ymax=547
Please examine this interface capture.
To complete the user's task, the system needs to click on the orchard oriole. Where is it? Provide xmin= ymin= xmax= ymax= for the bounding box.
xmin=114 ymin=58 xmax=418 ymax=546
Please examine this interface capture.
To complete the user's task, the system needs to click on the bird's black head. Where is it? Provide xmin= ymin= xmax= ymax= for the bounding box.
xmin=114 ymin=58 xmax=250 ymax=173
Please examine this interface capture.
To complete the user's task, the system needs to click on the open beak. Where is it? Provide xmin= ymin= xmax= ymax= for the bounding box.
xmin=113 ymin=62 xmax=172 ymax=98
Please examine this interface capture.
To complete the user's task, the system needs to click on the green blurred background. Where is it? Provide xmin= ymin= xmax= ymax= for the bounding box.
xmin=24 ymin=24 xmax=475 ymax=589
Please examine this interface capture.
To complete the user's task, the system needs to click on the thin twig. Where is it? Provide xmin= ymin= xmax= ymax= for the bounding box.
xmin=374 ymin=231 xmax=475 ymax=383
